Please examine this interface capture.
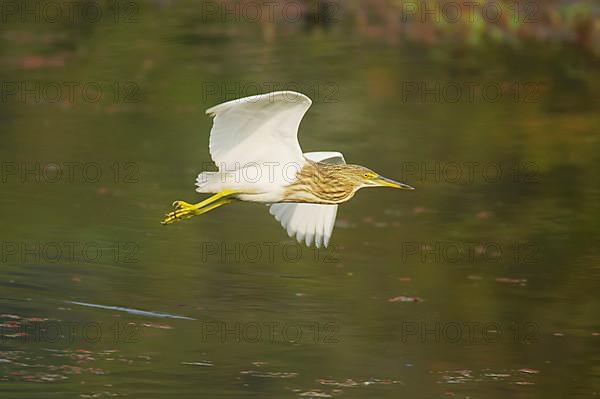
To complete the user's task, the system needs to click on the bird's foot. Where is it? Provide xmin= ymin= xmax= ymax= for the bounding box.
xmin=161 ymin=192 xmax=237 ymax=225
xmin=161 ymin=200 xmax=196 ymax=225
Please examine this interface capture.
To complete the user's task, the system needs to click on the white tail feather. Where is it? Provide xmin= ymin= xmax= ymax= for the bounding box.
xmin=195 ymin=172 xmax=223 ymax=193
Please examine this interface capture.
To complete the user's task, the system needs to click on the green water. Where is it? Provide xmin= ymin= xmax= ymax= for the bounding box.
xmin=1 ymin=3 xmax=599 ymax=398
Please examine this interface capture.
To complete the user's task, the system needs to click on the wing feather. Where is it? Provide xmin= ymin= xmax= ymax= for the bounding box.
xmin=206 ymin=91 xmax=311 ymax=170
xmin=268 ymin=151 xmax=345 ymax=248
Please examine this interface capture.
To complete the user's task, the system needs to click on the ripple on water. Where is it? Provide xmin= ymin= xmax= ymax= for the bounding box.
xmin=240 ymin=370 xmax=298 ymax=378
xmin=436 ymin=368 xmax=539 ymax=386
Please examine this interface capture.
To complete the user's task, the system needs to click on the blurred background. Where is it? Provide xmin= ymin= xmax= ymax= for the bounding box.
xmin=1 ymin=0 xmax=599 ymax=398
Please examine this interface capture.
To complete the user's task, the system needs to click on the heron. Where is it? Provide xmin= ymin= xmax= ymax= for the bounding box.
xmin=162 ymin=91 xmax=414 ymax=247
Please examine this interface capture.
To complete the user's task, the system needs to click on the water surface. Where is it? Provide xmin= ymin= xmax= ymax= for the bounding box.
xmin=1 ymin=4 xmax=599 ymax=398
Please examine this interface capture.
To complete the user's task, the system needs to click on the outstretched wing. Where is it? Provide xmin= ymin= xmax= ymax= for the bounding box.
xmin=206 ymin=91 xmax=311 ymax=170
xmin=268 ymin=151 xmax=345 ymax=248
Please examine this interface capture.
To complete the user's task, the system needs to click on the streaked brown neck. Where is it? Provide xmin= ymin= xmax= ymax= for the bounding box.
xmin=283 ymin=161 xmax=359 ymax=204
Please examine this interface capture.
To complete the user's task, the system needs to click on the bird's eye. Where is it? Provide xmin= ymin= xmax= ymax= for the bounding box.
xmin=364 ymin=173 xmax=370 ymax=178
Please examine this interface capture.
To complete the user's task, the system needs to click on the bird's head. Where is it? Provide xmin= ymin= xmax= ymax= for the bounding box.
xmin=345 ymin=165 xmax=415 ymax=191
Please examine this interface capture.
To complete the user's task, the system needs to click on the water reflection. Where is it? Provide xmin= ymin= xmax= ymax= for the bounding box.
xmin=1 ymin=1 xmax=599 ymax=398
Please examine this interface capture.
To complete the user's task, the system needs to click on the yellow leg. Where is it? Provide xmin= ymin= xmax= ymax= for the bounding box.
xmin=161 ymin=190 xmax=236 ymax=225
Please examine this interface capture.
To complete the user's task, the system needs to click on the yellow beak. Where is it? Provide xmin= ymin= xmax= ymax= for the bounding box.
xmin=375 ymin=176 xmax=415 ymax=190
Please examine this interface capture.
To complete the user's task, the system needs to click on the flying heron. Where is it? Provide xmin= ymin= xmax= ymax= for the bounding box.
xmin=162 ymin=91 xmax=414 ymax=247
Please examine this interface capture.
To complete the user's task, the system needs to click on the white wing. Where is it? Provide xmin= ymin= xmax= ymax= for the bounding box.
xmin=206 ymin=91 xmax=311 ymax=170
xmin=268 ymin=151 xmax=345 ymax=248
